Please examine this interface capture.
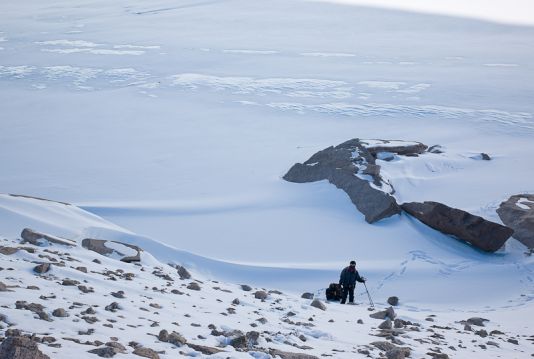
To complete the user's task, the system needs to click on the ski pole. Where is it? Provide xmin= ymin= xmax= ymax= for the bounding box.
xmin=363 ymin=282 xmax=375 ymax=309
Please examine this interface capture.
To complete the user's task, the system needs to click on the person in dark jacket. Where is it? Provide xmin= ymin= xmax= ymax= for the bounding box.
xmin=339 ymin=260 xmax=366 ymax=304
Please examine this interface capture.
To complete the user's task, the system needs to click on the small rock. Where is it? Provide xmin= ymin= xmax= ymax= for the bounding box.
xmin=467 ymin=317 xmax=489 ymax=327
xmin=507 ymin=338 xmax=519 ymax=345
xmin=394 ymin=319 xmax=404 ymax=328
xmin=88 ymin=346 xmax=118 ymax=358
xmin=167 ymin=332 xmax=187 ymax=346
xmin=34 ymin=263 xmax=51 ymax=274
xmin=187 ymin=282 xmax=201 ymax=291
xmin=0 ymin=246 xmax=19 ymax=255
xmin=132 ymin=347 xmax=160 ymax=359
xmin=105 ymin=302 xmax=120 ymax=312
xmin=379 ymin=318 xmax=393 ymax=330
xmin=52 ymin=308 xmax=69 ymax=317
xmin=176 ymin=265 xmax=191 ymax=279
xmin=301 ymin=292 xmax=314 ymax=300
xmin=386 ymin=347 xmax=411 ymax=359
xmin=241 ymin=284 xmax=252 ymax=291
xmin=111 ymin=291 xmax=125 ymax=299
xmin=310 ymin=299 xmax=326 ymax=311
xmin=357 ymin=319 xmax=364 ymax=324
xmin=232 ymin=298 xmax=240 ymax=305
xmin=61 ymin=278 xmax=79 ymax=286
xmin=158 ymin=330 xmax=169 ymax=342
xmin=254 ymin=291 xmax=268 ymax=300
xmin=476 ymin=329 xmax=488 ymax=338
xmin=387 ymin=296 xmax=399 ymax=306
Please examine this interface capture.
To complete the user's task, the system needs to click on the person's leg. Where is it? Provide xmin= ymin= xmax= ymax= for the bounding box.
xmin=341 ymin=286 xmax=348 ymax=304
xmin=348 ymin=286 xmax=355 ymax=303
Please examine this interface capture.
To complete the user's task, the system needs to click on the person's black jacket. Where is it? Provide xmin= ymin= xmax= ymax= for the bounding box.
xmin=339 ymin=266 xmax=365 ymax=287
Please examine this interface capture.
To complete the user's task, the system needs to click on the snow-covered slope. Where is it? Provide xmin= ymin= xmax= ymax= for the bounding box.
xmin=1 ymin=194 xmax=533 ymax=358
xmin=1 ymin=0 xmax=534 ymax=356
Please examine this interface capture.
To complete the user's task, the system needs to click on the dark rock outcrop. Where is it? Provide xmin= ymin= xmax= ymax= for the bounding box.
xmin=21 ymin=228 xmax=76 ymax=246
xmin=0 ymin=336 xmax=50 ymax=359
xmin=497 ymin=194 xmax=534 ymax=248
xmin=175 ymin=265 xmax=191 ymax=279
xmin=402 ymin=201 xmax=513 ymax=252
xmin=82 ymin=238 xmax=141 ymax=263
xmin=283 ymin=139 xmax=408 ymax=223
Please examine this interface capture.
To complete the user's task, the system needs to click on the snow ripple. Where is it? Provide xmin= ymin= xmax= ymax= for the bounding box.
xmin=264 ymin=102 xmax=534 ymax=129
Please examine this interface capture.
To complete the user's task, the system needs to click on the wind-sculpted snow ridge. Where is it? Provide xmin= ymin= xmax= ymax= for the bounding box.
xmin=1 ymin=194 xmax=534 ymax=359
xmin=265 ymin=102 xmax=534 ymax=130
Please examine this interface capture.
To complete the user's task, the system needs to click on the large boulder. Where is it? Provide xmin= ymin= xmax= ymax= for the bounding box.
xmin=497 ymin=194 xmax=534 ymax=248
xmin=82 ymin=238 xmax=142 ymax=263
xmin=21 ymin=228 xmax=76 ymax=246
xmin=0 ymin=336 xmax=50 ymax=359
xmin=402 ymin=201 xmax=513 ymax=252
xmin=283 ymin=138 xmax=404 ymax=223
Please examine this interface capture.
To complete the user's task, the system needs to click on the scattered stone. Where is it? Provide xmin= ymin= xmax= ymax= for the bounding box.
xmin=387 ymin=296 xmax=399 ymax=306
xmin=176 ymin=265 xmax=191 ymax=279
xmin=33 ymin=263 xmax=51 ymax=274
xmin=82 ymin=238 xmax=141 ymax=263
xmin=241 ymin=284 xmax=252 ymax=291
xmin=301 ymin=292 xmax=314 ymax=300
xmin=167 ymin=332 xmax=187 ymax=346
xmin=386 ymin=347 xmax=411 ymax=359
xmin=402 ymin=201 xmax=513 ymax=252
xmin=254 ymin=291 xmax=268 ymax=300
xmin=132 ymin=347 xmax=160 ymax=359
xmin=187 ymin=343 xmax=224 ymax=355
xmin=187 ymin=282 xmax=201 ymax=291
xmin=26 ymin=285 xmax=39 ymax=290
xmin=105 ymin=302 xmax=120 ymax=312
xmin=357 ymin=319 xmax=364 ymax=324
xmin=394 ymin=319 xmax=404 ymax=328
xmin=0 ymin=336 xmax=51 ymax=359
xmin=475 ymin=329 xmax=488 ymax=338
xmin=0 ymin=246 xmax=19 ymax=255
xmin=497 ymin=194 xmax=534 ymax=249
xmin=61 ymin=278 xmax=79 ymax=286
xmin=52 ymin=308 xmax=69 ymax=317
xmin=88 ymin=346 xmax=118 ymax=358
xmin=508 ymin=338 xmax=519 ymax=345
xmin=481 ymin=153 xmax=491 ymax=160
xmin=379 ymin=318 xmax=393 ymax=330
xmin=0 ymin=281 xmax=8 ymax=292
xmin=111 ymin=291 xmax=125 ymax=299
xmin=78 ymin=285 xmax=94 ymax=293
xmin=232 ymin=298 xmax=240 ymax=305
xmin=268 ymin=349 xmax=320 ymax=359
xmin=158 ymin=330 xmax=169 ymax=342
xmin=230 ymin=331 xmax=260 ymax=349
xmin=76 ymin=266 xmax=88 ymax=273
xmin=310 ymin=299 xmax=326 ymax=311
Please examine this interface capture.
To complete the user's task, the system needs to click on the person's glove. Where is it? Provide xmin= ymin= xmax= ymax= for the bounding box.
xmin=361 ymin=277 xmax=366 ymax=282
